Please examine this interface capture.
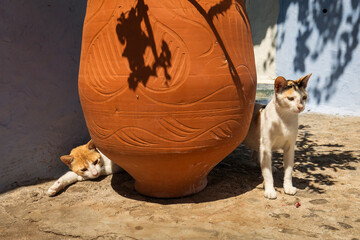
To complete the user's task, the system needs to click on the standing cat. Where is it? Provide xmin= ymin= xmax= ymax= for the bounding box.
xmin=47 ymin=140 xmax=122 ymax=196
xmin=243 ymin=73 xmax=312 ymax=199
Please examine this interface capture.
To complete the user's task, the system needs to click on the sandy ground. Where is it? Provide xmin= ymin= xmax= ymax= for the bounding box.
xmin=1 ymin=113 xmax=359 ymax=240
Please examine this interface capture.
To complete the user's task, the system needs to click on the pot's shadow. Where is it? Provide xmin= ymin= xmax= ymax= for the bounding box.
xmin=111 ymin=123 xmax=360 ymax=203
xmin=111 ymin=145 xmax=262 ymax=204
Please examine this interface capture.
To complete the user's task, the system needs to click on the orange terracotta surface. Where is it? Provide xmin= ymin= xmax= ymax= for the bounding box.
xmin=78 ymin=0 xmax=257 ymax=198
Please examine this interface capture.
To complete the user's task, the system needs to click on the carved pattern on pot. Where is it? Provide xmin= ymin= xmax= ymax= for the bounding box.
xmin=78 ymin=0 xmax=257 ymax=197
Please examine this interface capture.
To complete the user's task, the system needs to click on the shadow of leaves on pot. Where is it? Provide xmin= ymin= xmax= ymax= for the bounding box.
xmin=116 ymin=0 xmax=172 ymax=91
xmin=187 ymin=0 xmax=246 ymax=100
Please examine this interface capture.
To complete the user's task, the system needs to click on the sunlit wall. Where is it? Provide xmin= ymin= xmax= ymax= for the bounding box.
xmin=248 ymin=0 xmax=360 ymax=115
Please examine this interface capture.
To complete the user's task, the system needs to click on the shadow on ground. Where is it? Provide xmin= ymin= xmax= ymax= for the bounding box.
xmin=112 ymin=122 xmax=359 ymax=203
xmin=272 ymin=124 xmax=359 ymax=193
xmin=111 ymin=147 xmax=262 ymax=204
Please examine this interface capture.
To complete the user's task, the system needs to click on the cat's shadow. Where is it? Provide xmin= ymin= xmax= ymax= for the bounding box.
xmin=111 ymin=146 xmax=263 ymax=204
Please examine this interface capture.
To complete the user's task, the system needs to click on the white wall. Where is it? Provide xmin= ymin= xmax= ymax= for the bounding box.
xmin=248 ymin=0 xmax=360 ymax=116
xmin=276 ymin=0 xmax=360 ymax=115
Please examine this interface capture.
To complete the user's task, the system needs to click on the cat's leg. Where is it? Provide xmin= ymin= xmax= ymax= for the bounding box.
xmin=283 ymin=144 xmax=297 ymax=195
xmin=260 ymin=144 xmax=277 ymax=199
xmin=253 ymin=150 xmax=278 ymax=173
xmin=47 ymin=171 xmax=79 ymax=196
xmin=77 ymin=175 xmax=85 ymax=181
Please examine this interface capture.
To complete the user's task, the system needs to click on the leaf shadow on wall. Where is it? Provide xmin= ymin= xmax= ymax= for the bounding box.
xmin=277 ymin=0 xmax=360 ymax=104
xmin=115 ymin=0 xmax=172 ymax=91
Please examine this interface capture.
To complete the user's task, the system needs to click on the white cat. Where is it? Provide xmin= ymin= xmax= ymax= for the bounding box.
xmin=47 ymin=140 xmax=122 ymax=196
xmin=243 ymin=74 xmax=312 ymax=199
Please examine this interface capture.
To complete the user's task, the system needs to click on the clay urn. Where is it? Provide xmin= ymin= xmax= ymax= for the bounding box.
xmin=78 ymin=0 xmax=257 ymax=198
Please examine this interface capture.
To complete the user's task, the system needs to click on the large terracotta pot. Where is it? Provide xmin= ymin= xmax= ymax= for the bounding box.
xmin=78 ymin=0 xmax=256 ymax=198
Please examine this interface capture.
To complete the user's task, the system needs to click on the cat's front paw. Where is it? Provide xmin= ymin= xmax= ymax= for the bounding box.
xmin=47 ymin=182 xmax=61 ymax=197
xmin=264 ymin=188 xmax=277 ymax=199
xmin=284 ymin=185 xmax=297 ymax=195
xmin=47 ymin=188 xmax=57 ymax=197
xmin=77 ymin=176 xmax=85 ymax=181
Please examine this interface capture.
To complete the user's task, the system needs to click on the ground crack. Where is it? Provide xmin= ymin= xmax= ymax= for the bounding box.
xmin=38 ymin=227 xmax=82 ymax=239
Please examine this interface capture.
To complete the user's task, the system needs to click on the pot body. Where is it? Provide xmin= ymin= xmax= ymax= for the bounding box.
xmin=78 ymin=0 xmax=256 ymax=197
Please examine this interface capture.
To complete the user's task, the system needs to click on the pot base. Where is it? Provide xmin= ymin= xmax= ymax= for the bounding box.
xmin=134 ymin=176 xmax=208 ymax=198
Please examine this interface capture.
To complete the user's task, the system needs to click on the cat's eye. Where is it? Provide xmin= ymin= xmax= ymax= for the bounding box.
xmin=81 ymin=167 xmax=87 ymax=172
xmin=302 ymin=96 xmax=308 ymax=100
xmin=93 ymin=159 xmax=99 ymax=165
xmin=287 ymin=97 xmax=294 ymax=101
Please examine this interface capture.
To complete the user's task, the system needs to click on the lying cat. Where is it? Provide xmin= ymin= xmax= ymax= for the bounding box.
xmin=47 ymin=140 xmax=122 ymax=196
xmin=243 ymin=73 xmax=312 ymax=199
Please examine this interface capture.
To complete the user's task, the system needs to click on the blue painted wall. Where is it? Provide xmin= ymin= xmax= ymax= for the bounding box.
xmin=0 ymin=0 xmax=89 ymax=192
xmin=276 ymin=0 xmax=360 ymax=115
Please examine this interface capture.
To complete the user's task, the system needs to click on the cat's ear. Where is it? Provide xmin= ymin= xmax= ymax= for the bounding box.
xmin=274 ymin=76 xmax=287 ymax=93
xmin=297 ymin=73 xmax=312 ymax=88
xmin=60 ymin=155 xmax=74 ymax=166
xmin=88 ymin=140 xmax=96 ymax=150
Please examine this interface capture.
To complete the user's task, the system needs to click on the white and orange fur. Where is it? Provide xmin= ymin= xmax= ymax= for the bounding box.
xmin=243 ymin=74 xmax=312 ymax=199
xmin=47 ymin=140 xmax=122 ymax=196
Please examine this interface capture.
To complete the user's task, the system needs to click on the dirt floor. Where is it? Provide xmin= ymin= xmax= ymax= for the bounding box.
xmin=1 ymin=113 xmax=359 ymax=240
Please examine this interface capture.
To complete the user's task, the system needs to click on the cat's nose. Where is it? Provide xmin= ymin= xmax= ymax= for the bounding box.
xmin=91 ymin=169 xmax=98 ymax=177
xmin=297 ymin=105 xmax=304 ymax=111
